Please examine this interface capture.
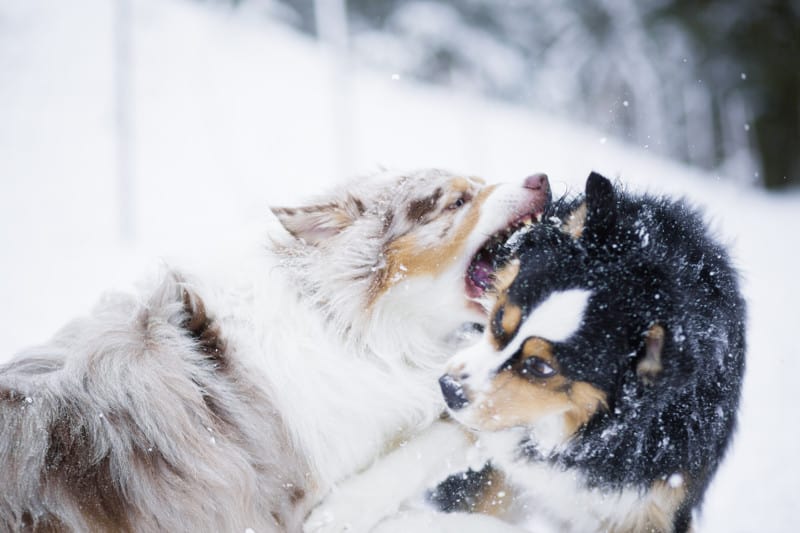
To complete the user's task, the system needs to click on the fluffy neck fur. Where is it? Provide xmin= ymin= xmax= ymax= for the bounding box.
xmin=270 ymin=216 xmax=479 ymax=368
xmin=201 ymin=222 xmax=470 ymax=492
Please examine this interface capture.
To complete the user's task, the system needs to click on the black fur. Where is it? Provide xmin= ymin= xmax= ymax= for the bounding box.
xmin=427 ymin=465 xmax=495 ymax=513
xmin=508 ymin=172 xmax=745 ymax=528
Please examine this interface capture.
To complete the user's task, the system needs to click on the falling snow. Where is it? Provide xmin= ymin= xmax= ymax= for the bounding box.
xmin=0 ymin=1 xmax=798 ymax=532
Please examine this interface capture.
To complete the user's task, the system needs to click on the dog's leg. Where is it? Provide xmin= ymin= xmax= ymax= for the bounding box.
xmin=304 ymin=419 xmax=484 ymax=533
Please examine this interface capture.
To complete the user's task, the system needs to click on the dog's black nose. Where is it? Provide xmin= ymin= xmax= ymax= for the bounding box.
xmin=439 ymin=374 xmax=469 ymax=410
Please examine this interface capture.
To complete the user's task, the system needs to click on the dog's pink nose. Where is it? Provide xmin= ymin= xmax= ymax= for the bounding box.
xmin=524 ymin=173 xmax=549 ymax=191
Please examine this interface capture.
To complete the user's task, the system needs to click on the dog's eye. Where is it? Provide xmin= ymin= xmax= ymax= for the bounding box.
xmin=520 ymin=356 xmax=557 ymax=379
xmin=446 ymin=194 xmax=471 ymax=210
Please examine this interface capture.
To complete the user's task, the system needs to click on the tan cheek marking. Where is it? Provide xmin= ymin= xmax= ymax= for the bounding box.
xmin=562 ymin=381 xmax=608 ymax=436
xmin=491 ymin=259 xmax=520 ymax=295
xmin=474 ymin=357 xmax=606 ymax=437
xmin=487 ymin=261 xmax=521 ymax=349
xmin=474 ymin=371 xmax=573 ymax=431
xmin=606 ymin=478 xmax=689 ymax=533
xmin=489 ymin=294 xmax=508 ymax=349
xmin=370 ymin=185 xmax=499 ymax=301
xmin=562 ymin=202 xmax=587 ymax=239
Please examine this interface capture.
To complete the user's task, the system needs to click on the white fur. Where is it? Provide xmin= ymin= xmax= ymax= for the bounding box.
xmin=514 ymin=288 xmax=591 ymax=343
xmin=482 ymin=431 xmax=658 ymax=533
xmin=1 ymin=168 xmax=550 ymax=532
xmin=445 ymin=288 xmax=591 ymax=406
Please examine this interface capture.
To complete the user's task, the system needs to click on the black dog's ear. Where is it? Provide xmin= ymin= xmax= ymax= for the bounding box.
xmin=637 ymin=324 xmax=665 ymax=385
xmin=582 ymin=172 xmax=617 ymax=245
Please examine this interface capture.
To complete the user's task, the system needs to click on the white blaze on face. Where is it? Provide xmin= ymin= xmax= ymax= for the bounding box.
xmin=446 ymin=288 xmax=593 ymax=398
xmin=514 ymin=288 xmax=592 ymax=343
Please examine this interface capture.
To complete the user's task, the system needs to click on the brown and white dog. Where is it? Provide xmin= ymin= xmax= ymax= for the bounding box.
xmin=0 ymin=169 xmax=549 ymax=532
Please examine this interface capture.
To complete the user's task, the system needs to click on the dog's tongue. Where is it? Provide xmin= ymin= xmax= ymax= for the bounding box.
xmin=470 ymin=260 xmax=494 ymax=289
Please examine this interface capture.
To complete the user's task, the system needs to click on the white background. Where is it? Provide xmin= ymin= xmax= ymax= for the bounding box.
xmin=1 ymin=1 xmax=798 ymax=530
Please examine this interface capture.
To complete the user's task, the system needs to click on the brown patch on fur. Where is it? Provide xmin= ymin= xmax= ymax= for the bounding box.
xmin=520 ymin=337 xmax=555 ymax=362
xmin=500 ymin=305 xmax=522 ymax=342
xmin=562 ymin=202 xmax=587 ymax=239
xmin=351 ymin=196 xmax=366 ymax=216
xmin=370 ymin=185 xmax=499 ymax=302
xmin=289 ymin=486 xmax=306 ymax=504
xmin=473 ymin=371 xmax=568 ymax=431
xmin=472 ymin=344 xmax=607 ymax=435
xmin=179 ymin=288 xmax=245 ymax=433
xmin=182 ymin=288 xmax=228 ymax=372
xmin=20 ymin=511 xmax=65 ymax=532
xmin=470 ymin=467 xmax=515 ymax=517
xmin=562 ymin=381 xmax=610 ymax=436
xmin=448 ymin=177 xmax=471 ymax=195
xmin=381 ymin=211 xmax=394 ymax=233
xmin=606 ymin=478 xmax=689 ymax=533
xmin=43 ymin=416 xmax=133 ymax=531
xmin=490 ymin=301 xmax=523 ymax=350
xmin=491 ymin=259 xmax=520 ymax=295
xmin=487 ymin=261 xmax=521 ymax=349
xmin=406 ymin=187 xmax=443 ymax=222
xmin=0 ymin=385 xmax=18 ymax=403
xmin=637 ymin=324 xmax=665 ymax=385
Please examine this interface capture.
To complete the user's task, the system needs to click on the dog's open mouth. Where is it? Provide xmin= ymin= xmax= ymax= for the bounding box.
xmin=466 ymin=212 xmax=538 ymax=298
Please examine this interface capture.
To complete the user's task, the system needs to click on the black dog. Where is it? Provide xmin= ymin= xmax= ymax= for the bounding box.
xmin=440 ymin=172 xmax=746 ymax=532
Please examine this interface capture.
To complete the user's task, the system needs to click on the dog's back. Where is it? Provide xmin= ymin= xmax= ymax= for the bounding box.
xmin=0 ymin=273 xmax=309 ymax=532
xmin=550 ymin=176 xmax=746 ymax=524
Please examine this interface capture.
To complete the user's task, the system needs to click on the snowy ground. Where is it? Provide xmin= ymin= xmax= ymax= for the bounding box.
xmin=1 ymin=0 xmax=799 ymax=531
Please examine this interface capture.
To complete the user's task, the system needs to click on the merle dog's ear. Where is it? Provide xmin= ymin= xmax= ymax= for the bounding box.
xmin=582 ymin=172 xmax=617 ymax=244
xmin=272 ymin=195 xmax=365 ymax=246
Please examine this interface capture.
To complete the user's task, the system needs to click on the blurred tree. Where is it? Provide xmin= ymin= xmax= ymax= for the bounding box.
xmin=215 ymin=0 xmax=799 ymax=189
xmin=651 ymin=0 xmax=799 ymax=188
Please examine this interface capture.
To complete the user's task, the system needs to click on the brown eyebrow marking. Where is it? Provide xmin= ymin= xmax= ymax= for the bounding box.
xmin=562 ymin=202 xmax=587 ymax=239
xmin=520 ymin=337 xmax=555 ymax=364
xmin=490 ymin=301 xmax=523 ymax=351
xmin=407 ymin=188 xmax=443 ymax=222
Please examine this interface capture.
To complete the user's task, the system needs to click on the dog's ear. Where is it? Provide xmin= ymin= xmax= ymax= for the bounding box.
xmin=582 ymin=172 xmax=617 ymax=245
xmin=271 ymin=196 xmax=365 ymax=245
xmin=636 ymin=324 xmax=665 ymax=385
